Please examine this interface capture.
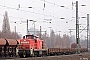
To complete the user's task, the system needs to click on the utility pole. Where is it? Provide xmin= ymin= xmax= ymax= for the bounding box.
xmin=45 ymin=31 xmax=47 ymax=38
xmin=15 ymin=26 xmax=16 ymax=39
xmin=40 ymin=26 xmax=41 ymax=39
xmin=58 ymin=31 xmax=61 ymax=36
xmin=49 ymin=27 xmax=52 ymax=47
xmin=69 ymin=29 xmax=73 ymax=44
xmin=69 ymin=29 xmax=72 ymax=37
xmin=27 ymin=19 xmax=28 ymax=34
xmin=29 ymin=20 xmax=37 ymax=35
xmin=87 ymin=14 xmax=89 ymax=51
xmin=44 ymin=31 xmax=47 ymax=44
xmin=76 ymin=1 xmax=80 ymax=54
xmin=14 ymin=22 xmax=17 ymax=39
xmin=34 ymin=21 xmax=35 ymax=35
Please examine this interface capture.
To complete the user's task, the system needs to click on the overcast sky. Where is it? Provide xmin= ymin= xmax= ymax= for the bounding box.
xmin=0 ymin=0 xmax=90 ymax=37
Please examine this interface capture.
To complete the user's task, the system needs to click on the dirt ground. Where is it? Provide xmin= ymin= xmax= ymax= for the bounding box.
xmin=1 ymin=52 xmax=90 ymax=60
xmin=25 ymin=52 xmax=90 ymax=60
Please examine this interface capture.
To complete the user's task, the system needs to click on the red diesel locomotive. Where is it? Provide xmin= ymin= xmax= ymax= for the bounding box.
xmin=18 ymin=35 xmax=47 ymax=57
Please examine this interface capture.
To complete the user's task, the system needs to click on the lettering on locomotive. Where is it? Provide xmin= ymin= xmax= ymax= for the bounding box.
xmin=21 ymin=40 xmax=29 ymax=44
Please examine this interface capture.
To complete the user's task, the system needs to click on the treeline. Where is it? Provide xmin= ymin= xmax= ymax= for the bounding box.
xmin=0 ymin=31 xmax=20 ymax=39
xmin=0 ymin=11 xmax=20 ymax=39
xmin=41 ymin=29 xmax=90 ymax=48
xmin=41 ymin=30 xmax=71 ymax=48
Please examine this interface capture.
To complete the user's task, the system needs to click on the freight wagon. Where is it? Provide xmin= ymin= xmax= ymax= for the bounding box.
xmin=0 ymin=38 xmax=19 ymax=57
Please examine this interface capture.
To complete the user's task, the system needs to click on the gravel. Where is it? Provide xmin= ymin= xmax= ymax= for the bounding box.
xmin=1 ymin=52 xmax=90 ymax=60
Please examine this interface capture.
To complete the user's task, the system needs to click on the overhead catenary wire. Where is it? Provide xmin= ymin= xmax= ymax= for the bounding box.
xmin=0 ymin=0 xmax=83 ymax=36
xmin=0 ymin=4 xmax=61 ymax=20
xmin=40 ymin=0 xmax=88 ymax=30
xmin=0 ymin=0 xmax=88 ymax=33
xmin=0 ymin=4 xmax=75 ymax=30
xmin=0 ymin=0 xmax=88 ymax=22
xmin=0 ymin=1 xmax=86 ymax=23
xmin=0 ymin=0 xmax=79 ymax=21
xmin=0 ymin=4 xmax=75 ymax=24
xmin=41 ymin=0 xmax=88 ymax=15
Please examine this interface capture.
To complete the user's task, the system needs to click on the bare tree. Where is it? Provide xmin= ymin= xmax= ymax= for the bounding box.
xmin=2 ymin=11 xmax=11 ymax=38
xmin=41 ymin=30 xmax=71 ymax=48
xmin=1 ymin=11 xmax=20 ymax=39
xmin=50 ymin=30 xmax=55 ymax=47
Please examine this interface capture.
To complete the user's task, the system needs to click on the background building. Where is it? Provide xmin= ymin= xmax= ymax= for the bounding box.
xmin=28 ymin=28 xmax=39 ymax=35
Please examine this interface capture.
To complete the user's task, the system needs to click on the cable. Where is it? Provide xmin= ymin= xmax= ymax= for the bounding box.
xmin=41 ymin=0 xmax=88 ymax=15
xmin=41 ymin=0 xmax=74 ymax=10
xmin=79 ymin=26 xmax=87 ymax=33
xmin=0 ymin=0 xmax=88 ymax=22
xmin=0 ymin=1 xmax=87 ymax=24
xmin=0 ymin=2 xmax=76 ymax=23
xmin=0 ymin=4 xmax=47 ymax=21
xmin=0 ymin=12 xmax=26 ymax=20
xmin=0 ymin=4 xmax=61 ymax=20
xmin=0 ymin=0 xmax=76 ymax=21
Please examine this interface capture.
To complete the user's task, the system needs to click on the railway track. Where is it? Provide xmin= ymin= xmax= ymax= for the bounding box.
xmin=1 ymin=52 xmax=90 ymax=60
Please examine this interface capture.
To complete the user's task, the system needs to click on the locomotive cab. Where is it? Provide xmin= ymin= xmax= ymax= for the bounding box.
xmin=23 ymin=35 xmax=34 ymax=39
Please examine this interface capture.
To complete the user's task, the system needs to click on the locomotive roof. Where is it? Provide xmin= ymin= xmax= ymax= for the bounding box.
xmin=26 ymin=34 xmax=34 ymax=36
